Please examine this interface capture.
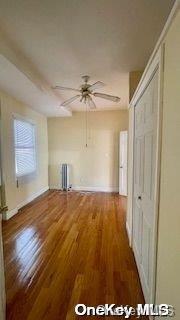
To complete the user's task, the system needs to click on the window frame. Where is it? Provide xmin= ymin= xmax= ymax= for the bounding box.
xmin=13 ymin=114 xmax=37 ymax=180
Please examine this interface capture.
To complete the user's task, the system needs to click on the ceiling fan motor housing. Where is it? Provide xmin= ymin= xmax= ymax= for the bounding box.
xmin=82 ymin=75 xmax=90 ymax=83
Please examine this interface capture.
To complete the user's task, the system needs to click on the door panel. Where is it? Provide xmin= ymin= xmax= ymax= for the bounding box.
xmin=144 ymin=133 xmax=153 ymax=199
xmin=0 ymin=102 xmax=6 ymax=320
xmin=133 ymin=203 xmax=143 ymax=264
xmin=141 ymin=216 xmax=151 ymax=287
xmin=133 ymin=70 xmax=158 ymax=303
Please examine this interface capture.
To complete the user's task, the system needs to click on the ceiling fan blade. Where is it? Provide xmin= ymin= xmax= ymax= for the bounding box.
xmin=93 ymin=92 xmax=120 ymax=102
xmin=88 ymin=81 xmax=105 ymax=92
xmin=52 ymin=85 xmax=80 ymax=93
xmin=87 ymin=95 xmax=96 ymax=109
xmin=61 ymin=95 xmax=80 ymax=106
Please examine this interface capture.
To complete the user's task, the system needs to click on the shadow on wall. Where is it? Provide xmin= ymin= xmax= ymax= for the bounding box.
xmin=48 ymin=111 xmax=128 ymax=192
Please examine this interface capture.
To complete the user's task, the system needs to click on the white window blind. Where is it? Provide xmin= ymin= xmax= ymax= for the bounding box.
xmin=14 ymin=118 xmax=36 ymax=177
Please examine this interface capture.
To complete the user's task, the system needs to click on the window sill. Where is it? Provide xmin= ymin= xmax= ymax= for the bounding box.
xmin=16 ymin=171 xmax=37 ymax=185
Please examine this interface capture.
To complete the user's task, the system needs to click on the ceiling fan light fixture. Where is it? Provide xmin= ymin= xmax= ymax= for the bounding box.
xmin=53 ymin=75 xmax=121 ymax=108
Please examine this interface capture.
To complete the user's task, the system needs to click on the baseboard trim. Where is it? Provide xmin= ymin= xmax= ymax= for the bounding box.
xmin=126 ymin=221 xmax=132 ymax=247
xmin=49 ymin=185 xmax=118 ymax=193
xmin=3 ymin=186 xmax=49 ymax=220
xmin=4 ymin=207 xmax=18 ymax=220
xmin=74 ymin=186 xmax=119 ymax=192
xmin=49 ymin=185 xmax=61 ymax=190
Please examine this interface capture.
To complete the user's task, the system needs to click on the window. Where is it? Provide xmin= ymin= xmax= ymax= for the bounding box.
xmin=14 ymin=118 xmax=36 ymax=177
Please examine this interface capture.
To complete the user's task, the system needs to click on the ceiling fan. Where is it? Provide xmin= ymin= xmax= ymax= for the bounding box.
xmin=52 ymin=75 xmax=121 ymax=109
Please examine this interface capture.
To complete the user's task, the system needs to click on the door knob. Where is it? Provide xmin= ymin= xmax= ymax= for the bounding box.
xmin=138 ymin=196 xmax=142 ymax=200
xmin=120 ymin=166 xmax=123 ymax=168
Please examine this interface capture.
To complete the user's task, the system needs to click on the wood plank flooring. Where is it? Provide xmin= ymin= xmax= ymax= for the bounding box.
xmin=2 ymin=191 xmax=146 ymax=319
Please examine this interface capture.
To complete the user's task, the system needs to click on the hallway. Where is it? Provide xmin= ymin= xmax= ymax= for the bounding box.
xmin=2 ymin=191 xmax=145 ymax=319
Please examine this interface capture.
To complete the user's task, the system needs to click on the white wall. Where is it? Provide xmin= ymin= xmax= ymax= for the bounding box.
xmin=0 ymin=90 xmax=49 ymax=219
xmin=48 ymin=110 xmax=128 ymax=192
xmin=155 ymin=10 xmax=180 ymax=319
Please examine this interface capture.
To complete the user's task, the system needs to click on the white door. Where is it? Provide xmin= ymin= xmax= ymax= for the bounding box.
xmin=0 ymin=103 xmax=6 ymax=320
xmin=133 ymin=70 xmax=158 ymax=303
xmin=119 ymin=131 xmax=128 ymax=196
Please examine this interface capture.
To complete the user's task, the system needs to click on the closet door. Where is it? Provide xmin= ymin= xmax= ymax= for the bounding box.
xmin=0 ymin=102 xmax=6 ymax=320
xmin=133 ymin=70 xmax=158 ymax=303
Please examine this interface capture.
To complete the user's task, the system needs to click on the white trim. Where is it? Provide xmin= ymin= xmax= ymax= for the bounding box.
xmin=119 ymin=130 xmax=128 ymax=196
xmin=126 ymin=221 xmax=131 ymax=245
xmin=74 ymin=186 xmax=119 ymax=192
xmin=127 ymin=105 xmax=135 ymax=247
xmin=12 ymin=112 xmax=36 ymax=125
xmin=3 ymin=186 xmax=49 ymax=220
xmin=3 ymin=207 xmax=18 ymax=220
xmin=152 ymin=45 xmax=164 ymax=307
xmin=0 ymin=98 xmax=6 ymax=320
xmin=49 ymin=185 xmax=61 ymax=190
xmin=49 ymin=185 xmax=119 ymax=193
xmin=131 ymin=49 xmax=161 ymax=107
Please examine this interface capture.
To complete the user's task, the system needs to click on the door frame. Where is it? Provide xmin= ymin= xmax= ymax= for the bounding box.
xmin=0 ymin=99 xmax=6 ymax=320
xmin=129 ymin=46 xmax=164 ymax=304
xmin=119 ymin=130 xmax=128 ymax=196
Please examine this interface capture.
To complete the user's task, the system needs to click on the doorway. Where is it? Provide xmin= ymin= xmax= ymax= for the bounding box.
xmin=119 ymin=131 xmax=128 ymax=196
xmin=131 ymin=47 xmax=163 ymax=303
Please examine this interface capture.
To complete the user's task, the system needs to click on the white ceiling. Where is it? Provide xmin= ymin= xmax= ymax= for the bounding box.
xmin=0 ymin=55 xmax=72 ymax=117
xmin=0 ymin=0 xmax=175 ymax=115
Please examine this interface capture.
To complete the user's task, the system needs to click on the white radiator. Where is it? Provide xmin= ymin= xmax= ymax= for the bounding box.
xmin=61 ymin=164 xmax=70 ymax=191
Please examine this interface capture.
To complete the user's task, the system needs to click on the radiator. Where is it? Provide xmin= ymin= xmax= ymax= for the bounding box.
xmin=61 ymin=164 xmax=70 ymax=191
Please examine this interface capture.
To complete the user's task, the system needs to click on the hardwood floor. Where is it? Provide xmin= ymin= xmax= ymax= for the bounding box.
xmin=2 ymin=190 xmax=146 ymax=319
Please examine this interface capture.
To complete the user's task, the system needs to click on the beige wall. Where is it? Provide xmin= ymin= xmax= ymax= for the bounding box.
xmin=0 ymin=90 xmax=48 ymax=218
xmin=156 ymin=10 xmax=180 ymax=319
xmin=129 ymin=71 xmax=143 ymax=102
xmin=48 ymin=110 xmax=128 ymax=191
